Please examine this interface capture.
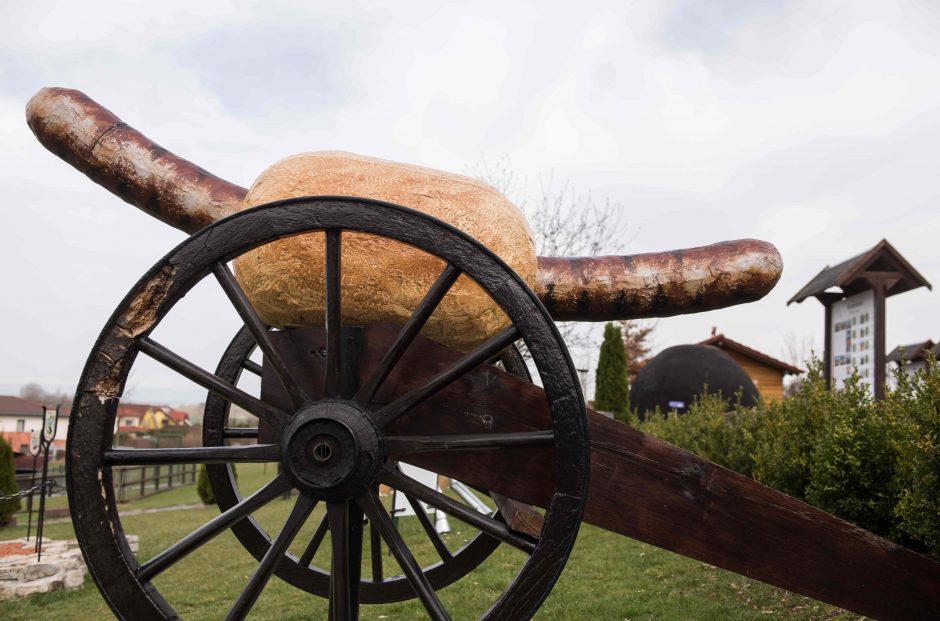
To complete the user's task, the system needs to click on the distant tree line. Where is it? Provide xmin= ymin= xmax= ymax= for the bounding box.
xmin=19 ymin=382 xmax=73 ymax=407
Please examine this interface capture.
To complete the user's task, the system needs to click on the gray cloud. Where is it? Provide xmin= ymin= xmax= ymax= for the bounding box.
xmin=660 ymin=0 xmax=792 ymax=54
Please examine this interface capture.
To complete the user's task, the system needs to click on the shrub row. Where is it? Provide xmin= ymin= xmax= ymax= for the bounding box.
xmin=636 ymin=358 xmax=940 ymax=559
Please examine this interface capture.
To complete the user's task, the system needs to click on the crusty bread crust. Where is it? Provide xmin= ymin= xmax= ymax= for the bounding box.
xmin=233 ymin=151 xmax=536 ymax=351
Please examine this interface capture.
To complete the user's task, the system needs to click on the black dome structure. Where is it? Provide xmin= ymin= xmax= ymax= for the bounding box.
xmin=630 ymin=344 xmax=759 ymax=420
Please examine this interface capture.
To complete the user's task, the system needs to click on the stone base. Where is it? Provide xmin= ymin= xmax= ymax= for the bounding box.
xmin=0 ymin=536 xmax=138 ymax=600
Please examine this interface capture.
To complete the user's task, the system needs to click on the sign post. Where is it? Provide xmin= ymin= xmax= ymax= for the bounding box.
xmin=25 ymin=429 xmax=41 ymax=542
xmin=789 ymin=240 xmax=930 ymax=399
xmin=34 ymin=404 xmax=61 ymax=560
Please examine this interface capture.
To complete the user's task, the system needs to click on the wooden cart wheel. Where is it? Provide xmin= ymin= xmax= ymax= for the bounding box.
xmin=67 ymin=197 xmax=589 ymax=620
xmin=200 ymin=326 xmax=531 ymax=603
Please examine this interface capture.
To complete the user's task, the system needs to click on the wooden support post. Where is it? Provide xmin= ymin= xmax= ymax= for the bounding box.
xmin=823 ymin=300 xmax=833 ymax=388
xmin=816 ymin=292 xmax=841 ymax=390
xmin=873 ymin=282 xmax=887 ymax=400
xmin=860 ymin=272 xmax=899 ymax=400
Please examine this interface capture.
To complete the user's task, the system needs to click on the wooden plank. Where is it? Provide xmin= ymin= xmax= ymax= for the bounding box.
xmin=491 ymin=493 xmax=545 ymax=539
xmin=266 ymin=326 xmax=940 ymax=620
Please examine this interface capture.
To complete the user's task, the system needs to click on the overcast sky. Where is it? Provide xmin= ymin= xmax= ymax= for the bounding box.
xmin=2 ymin=0 xmax=938 ymax=404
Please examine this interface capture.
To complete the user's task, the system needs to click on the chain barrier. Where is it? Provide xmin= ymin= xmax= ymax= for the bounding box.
xmin=0 ymin=479 xmax=57 ymax=503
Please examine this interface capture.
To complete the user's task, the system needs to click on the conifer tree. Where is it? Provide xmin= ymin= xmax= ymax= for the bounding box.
xmin=0 ymin=435 xmax=19 ymax=526
xmin=595 ymin=322 xmax=630 ymax=423
xmin=619 ymin=320 xmax=655 ymax=385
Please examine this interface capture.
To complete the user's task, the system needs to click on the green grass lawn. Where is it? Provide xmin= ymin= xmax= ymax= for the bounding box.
xmin=0 ymin=464 xmax=857 ymax=620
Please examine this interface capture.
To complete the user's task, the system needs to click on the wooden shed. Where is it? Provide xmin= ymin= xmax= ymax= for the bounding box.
xmin=700 ymin=333 xmax=803 ymax=402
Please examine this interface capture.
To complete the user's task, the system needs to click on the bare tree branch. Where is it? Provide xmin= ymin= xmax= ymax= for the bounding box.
xmin=19 ymin=383 xmax=73 ymax=408
xmin=468 ymin=156 xmax=634 ymax=362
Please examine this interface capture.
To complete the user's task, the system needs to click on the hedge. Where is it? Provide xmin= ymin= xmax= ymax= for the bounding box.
xmin=637 ymin=357 xmax=940 ymax=559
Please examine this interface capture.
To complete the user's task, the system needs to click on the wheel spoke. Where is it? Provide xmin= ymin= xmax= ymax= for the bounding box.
xmin=324 ymin=229 xmax=342 ymax=398
xmin=405 ymin=493 xmax=453 ymax=562
xmin=139 ymin=337 xmax=289 ymax=428
xmin=355 ymin=264 xmax=461 ymax=406
xmin=299 ymin=514 xmax=330 ymax=567
xmin=223 ymin=427 xmax=259 ymax=440
xmin=379 ymin=466 xmax=536 ymax=554
xmin=224 ymin=493 xmax=317 ymax=621
xmin=374 ymin=326 xmax=520 ymax=427
xmin=370 ymin=517 xmax=383 ymax=582
xmin=139 ymin=474 xmax=293 ymax=581
xmin=387 ymin=430 xmax=554 ymax=455
xmin=213 ymin=263 xmax=311 ymax=408
xmin=357 ymin=489 xmax=451 ymax=621
xmin=241 ymin=359 xmax=262 ymax=376
xmin=104 ymin=444 xmax=278 ymax=466
xmin=327 ymin=501 xmax=363 ymax=621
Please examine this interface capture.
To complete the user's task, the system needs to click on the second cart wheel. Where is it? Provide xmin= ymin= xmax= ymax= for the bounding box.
xmin=67 ymin=197 xmax=589 ymax=620
xmin=200 ymin=326 xmax=533 ymax=603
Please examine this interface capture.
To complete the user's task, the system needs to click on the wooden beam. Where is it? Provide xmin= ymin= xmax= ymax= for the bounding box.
xmin=265 ymin=326 xmax=940 ymax=620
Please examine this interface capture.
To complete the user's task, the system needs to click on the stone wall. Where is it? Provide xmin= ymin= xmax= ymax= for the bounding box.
xmin=0 ymin=536 xmax=138 ymax=600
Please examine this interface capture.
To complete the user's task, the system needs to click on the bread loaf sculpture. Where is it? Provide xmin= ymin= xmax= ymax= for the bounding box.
xmin=25 ymin=87 xmax=783 ymax=350
xmin=235 ymin=152 xmax=534 ymax=351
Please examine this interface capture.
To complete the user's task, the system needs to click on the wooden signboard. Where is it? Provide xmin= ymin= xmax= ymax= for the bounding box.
xmin=789 ymin=240 xmax=931 ymax=399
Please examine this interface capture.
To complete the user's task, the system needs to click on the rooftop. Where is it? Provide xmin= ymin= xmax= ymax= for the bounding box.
xmin=0 ymin=395 xmax=69 ymax=417
xmin=789 ymin=239 xmax=931 ymax=305
xmin=700 ymin=333 xmax=804 ymax=375
xmin=887 ymin=340 xmax=937 ymax=364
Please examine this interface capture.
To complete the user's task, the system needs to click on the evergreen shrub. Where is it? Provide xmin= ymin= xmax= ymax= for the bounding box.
xmin=595 ymin=323 xmax=630 ymax=424
xmin=0 ymin=435 xmax=20 ymax=526
xmin=197 ymin=463 xmax=237 ymax=505
xmin=636 ymin=356 xmax=940 ymax=559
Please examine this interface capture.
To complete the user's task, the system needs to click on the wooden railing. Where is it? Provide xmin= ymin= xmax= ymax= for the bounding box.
xmin=13 ymin=462 xmax=198 ymax=513
xmin=114 ymin=463 xmax=198 ymax=503
xmin=15 ymin=465 xmax=67 ymax=494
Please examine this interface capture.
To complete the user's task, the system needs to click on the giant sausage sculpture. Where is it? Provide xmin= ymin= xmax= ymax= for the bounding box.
xmin=27 ymin=87 xmax=782 ymax=350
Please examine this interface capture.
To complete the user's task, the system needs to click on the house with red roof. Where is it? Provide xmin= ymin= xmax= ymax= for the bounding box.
xmin=116 ymin=403 xmax=190 ymax=435
xmin=0 ymin=395 xmax=69 ymax=454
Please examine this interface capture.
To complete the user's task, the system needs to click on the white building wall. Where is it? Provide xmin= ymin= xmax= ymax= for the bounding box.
xmin=0 ymin=414 xmax=70 ymax=442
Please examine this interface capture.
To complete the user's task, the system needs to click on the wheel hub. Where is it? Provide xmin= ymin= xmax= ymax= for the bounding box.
xmin=280 ymin=400 xmax=382 ymax=500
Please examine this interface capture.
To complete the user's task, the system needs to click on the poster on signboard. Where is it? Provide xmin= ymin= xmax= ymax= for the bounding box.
xmin=830 ymin=289 xmax=875 ymax=395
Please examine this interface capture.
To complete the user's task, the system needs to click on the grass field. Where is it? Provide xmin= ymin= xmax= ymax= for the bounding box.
xmin=0 ymin=464 xmax=857 ymax=620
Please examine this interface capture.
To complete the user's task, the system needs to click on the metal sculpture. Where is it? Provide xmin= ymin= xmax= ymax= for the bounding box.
xmin=23 ymin=405 xmax=60 ymax=561
xmin=24 ymin=429 xmax=40 ymax=543
xmin=25 ymin=87 xmax=940 ymax=620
